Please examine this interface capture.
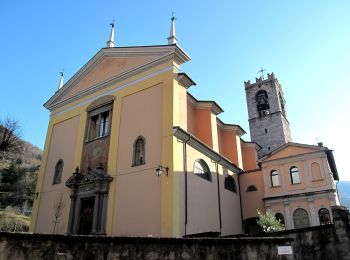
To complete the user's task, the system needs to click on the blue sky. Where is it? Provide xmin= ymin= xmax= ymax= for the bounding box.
xmin=0 ymin=1 xmax=349 ymax=180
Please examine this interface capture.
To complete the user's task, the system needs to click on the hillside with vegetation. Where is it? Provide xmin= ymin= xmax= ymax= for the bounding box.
xmin=0 ymin=118 xmax=42 ymax=231
xmin=338 ymin=181 xmax=350 ymax=209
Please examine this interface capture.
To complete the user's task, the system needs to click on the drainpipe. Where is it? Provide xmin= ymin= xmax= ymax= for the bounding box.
xmin=215 ymin=156 xmax=223 ymax=235
xmin=183 ymin=135 xmax=191 ymax=236
xmin=238 ymin=171 xmax=244 ymax=233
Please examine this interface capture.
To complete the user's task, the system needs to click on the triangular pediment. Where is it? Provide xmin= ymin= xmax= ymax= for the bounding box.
xmin=260 ymin=142 xmax=326 ymax=162
xmin=45 ymin=45 xmax=190 ymax=111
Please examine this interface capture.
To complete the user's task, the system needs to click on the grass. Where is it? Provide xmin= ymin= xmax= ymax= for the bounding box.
xmin=0 ymin=210 xmax=30 ymax=232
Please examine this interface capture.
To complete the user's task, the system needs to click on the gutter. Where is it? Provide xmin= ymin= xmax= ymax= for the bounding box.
xmin=183 ymin=135 xmax=191 ymax=236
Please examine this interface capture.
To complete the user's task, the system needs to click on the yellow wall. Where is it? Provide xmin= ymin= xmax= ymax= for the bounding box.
xmin=112 ymin=84 xmax=163 ymax=237
xmin=31 ymin=57 xmax=178 ymax=236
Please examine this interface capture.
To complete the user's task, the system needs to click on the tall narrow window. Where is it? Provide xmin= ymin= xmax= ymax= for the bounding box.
xmin=132 ymin=136 xmax=145 ymax=166
xmin=224 ymin=175 xmax=237 ymax=193
xmin=53 ymin=159 xmax=63 ymax=184
xmin=193 ymin=159 xmax=211 ymax=181
xmin=293 ymin=208 xmax=310 ymax=229
xmin=319 ymin=208 xmax=331 ymax=225
xmin=270 ymin=170 xmax=280 ymax=187
xmin=290 ymin=166 xmax=301 ymax=184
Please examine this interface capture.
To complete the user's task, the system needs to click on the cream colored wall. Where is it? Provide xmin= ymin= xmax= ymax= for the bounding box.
xmin=34 ymin=116 xmax=80 ymax=234
xmin=186 ymin=145 xmax=219 ymax=235
xmin=220 ymin=167 xmax=242 ymax=236
xmin=112 ymin=84 xmax=163 ymax=237
xmin=184 ymin=145 xmax=242 ymax=236
xmin=240 ymin=170 xmax=265 ymax=220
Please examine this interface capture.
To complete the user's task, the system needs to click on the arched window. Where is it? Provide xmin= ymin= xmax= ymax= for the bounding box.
xmin=290 ymin=166 xmax=301 ymax=184
xmin=53 ymin=159 xmax=64 ymax=184
xmin=246 ymin=185 xmax=258 ymax=192
xmin=193 ymin=159 xmax=211 ymax=181
xmin=132 ymin=136 xmax=145 ymax=166
xmin=275 ymin=213 xmax=285 ymax=226
xmin=319 ymin=208 xmax=331 ymax=225
xmin=293 ymin=208 xmax=310 ymax=229
xmin=224 ymin=175 xmax=236 ymax=193
xmin=270 ymin=170 xmax=280 ymax=187
xmin=311 ymin=162 xmax=322 ymax=181
xmin=256 ymin=90 xmax=270 ymax=117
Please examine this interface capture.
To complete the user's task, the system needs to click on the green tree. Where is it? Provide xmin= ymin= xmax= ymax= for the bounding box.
xmin=256 ymin=210 xmax=285 ymax=233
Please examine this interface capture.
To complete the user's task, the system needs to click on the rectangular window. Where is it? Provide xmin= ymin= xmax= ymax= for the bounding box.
xmin=87 ymin=104 xmax=112 ymax=141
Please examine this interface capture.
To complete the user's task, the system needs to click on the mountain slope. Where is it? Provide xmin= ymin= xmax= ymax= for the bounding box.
xmin=338 ymin=181 xmax=350 ymax=208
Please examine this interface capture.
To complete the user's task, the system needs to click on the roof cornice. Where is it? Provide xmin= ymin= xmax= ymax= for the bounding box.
xmin=45 ymin=45 xmax=191 ymax=111
xmin=258 ymin=142 xmax=327 ymax=162
xmin=173 ymin=126 xmax=242 ymax=173
xmin=195 ymin=101 xmax=223 ymax=115
xmin=176 ymin=73 xmax=196 ymax=89
xmin=216 ymin=118 xmax=246 ymax=136
xmin=241 ymin=139 xmax=261 ymax=150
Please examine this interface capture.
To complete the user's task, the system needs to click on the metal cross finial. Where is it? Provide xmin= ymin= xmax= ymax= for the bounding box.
xmin=171 ymin=11 xmax=176 ymax=20
xmin=258 ymin=67 xmax=266 ymax=79
xmin=110 ymin=19 xmax=115 ymax=28
xmin=60 ymin=69 xmax=64 ymax=77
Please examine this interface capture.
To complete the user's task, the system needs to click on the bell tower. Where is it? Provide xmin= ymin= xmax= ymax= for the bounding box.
xmin=245 ymin=72 xmax=292 ymax=158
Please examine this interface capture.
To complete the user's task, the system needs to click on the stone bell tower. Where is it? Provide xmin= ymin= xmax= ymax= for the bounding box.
xmin=245 ymin=72 xmax=292 ymax=158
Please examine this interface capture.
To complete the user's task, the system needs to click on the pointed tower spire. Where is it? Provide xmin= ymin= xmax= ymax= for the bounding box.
xmin=106 ymin=21 xmax=115 ymax=47
xmin=167 ymin=13 xmax=178 ymax=45
xmin=58 ymin=70 xmax=64 ymax=90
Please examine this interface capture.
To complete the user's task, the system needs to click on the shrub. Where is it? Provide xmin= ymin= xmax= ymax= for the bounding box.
xmin=256 ymin=210 xmax=285 ymax=233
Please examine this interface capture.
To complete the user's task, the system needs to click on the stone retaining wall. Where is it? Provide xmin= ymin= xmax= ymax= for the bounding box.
xmin=0 ymin=206 xmax=348 ymax=260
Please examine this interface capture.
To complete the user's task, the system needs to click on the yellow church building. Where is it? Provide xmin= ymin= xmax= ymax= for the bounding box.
xmin=30 ymin=18 xmax=340 ymax=237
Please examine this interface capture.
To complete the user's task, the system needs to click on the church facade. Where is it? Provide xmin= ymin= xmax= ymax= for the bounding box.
xmin=29 ymin=19 xmax=340 ymax=237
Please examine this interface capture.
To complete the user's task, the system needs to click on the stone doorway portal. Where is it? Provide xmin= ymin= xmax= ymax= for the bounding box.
xmin=66 ymin=167 xmax=113 ymax=235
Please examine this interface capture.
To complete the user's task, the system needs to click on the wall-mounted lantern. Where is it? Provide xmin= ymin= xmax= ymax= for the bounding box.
xmin=156 ymin=165 xmax=169 ymax=176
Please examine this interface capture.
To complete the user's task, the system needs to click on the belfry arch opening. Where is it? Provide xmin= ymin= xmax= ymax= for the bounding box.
xmin=255 ymin=90 xmax=270 ymax=117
